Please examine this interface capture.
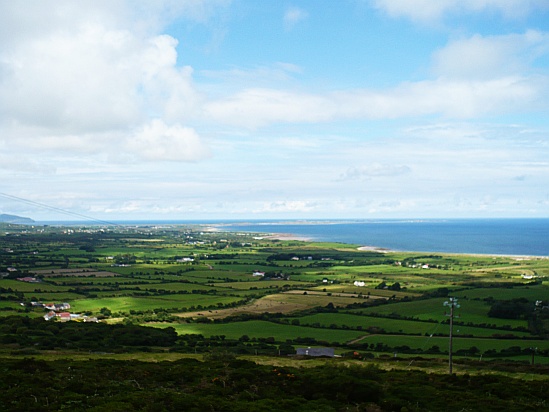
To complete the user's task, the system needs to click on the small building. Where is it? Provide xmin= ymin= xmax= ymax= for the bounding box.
xmin=296 ymin=347 xmax=335 ymax=357
xmin=45 ymin=302 xmax=71 ymax=311
xmin=58 ymin=312 xmax=71 ymax=322
xmin=44 ymin=311 xmax=56 ymax=321
xmin=253 ymin=271 xmax=265 ymax=277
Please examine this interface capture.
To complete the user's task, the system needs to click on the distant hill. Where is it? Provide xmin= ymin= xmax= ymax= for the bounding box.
xmin=0 ymin=214 xmax=35 ymax=224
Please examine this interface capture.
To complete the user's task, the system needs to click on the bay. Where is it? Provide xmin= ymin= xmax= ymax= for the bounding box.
xmin=223 ymin=218 xmax=549 ymax=257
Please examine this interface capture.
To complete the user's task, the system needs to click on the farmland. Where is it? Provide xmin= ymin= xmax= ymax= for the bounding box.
xmin=1 ymin=221 xmax=549 ymax=367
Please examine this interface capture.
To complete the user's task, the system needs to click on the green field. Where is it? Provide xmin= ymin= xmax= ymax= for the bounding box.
xmin=351 ymin=334 xmax=549 ymax=356
xmin=71 ymin=295 xmax=244 ymax=313
xmin=294 ymin=313 xmax=531 ymax=338
xmin=1 ymin=223 xmax=549 ymax=364
xmin=453 ymin=285 xmax=549 ymax=301
xmin=159 ymin=320 xmax=366 ymax=342
xmin=349 ymin=298 xmax=529 ymax=329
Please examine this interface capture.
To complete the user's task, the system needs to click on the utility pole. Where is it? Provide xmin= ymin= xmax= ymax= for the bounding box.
xmin=531 ymin=347 xmax=537 ymax=365
xmin=444 ymin=297 xmax=460 ymax=374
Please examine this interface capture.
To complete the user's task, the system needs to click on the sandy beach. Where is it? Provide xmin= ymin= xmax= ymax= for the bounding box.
xmin=263 ymin=233 xmax=313 ymax=241
xmin=357 ymin=245 xmax=391 ymax=253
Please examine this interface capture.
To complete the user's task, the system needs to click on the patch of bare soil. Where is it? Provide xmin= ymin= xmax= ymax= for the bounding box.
xmin=175 ymin=294 xmax=311 ymax=320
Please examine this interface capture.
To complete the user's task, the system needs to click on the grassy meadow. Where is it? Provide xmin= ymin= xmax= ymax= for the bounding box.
xmin=1 ymin=222 xmax=549 ymax=365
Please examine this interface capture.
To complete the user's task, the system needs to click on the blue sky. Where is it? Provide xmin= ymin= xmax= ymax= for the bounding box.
xmin=1 ymin=0 xmax=549 ymax=221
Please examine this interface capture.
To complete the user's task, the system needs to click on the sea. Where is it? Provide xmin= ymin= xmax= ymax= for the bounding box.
xmin=221 ymin=219 xmax=549 ymax=257
xmin=37 ymin=218 xmax=549 ymax=257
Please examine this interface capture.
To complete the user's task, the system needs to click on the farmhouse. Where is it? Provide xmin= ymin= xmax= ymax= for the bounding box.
xmin=45 ymin=302 xmax=71 ymax=311
xmin=17 ymin=276 xmax=40 ymax=283
xmin=58 ymin=312 xmax=71 ymax=322
xmin=43 ymin=311 xmax=56 ymax=321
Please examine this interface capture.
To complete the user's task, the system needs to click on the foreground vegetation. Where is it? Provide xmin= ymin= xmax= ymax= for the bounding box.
xmin=3 ymin=354 xmax=549 ymax=412
xmin=1 ymin=221 xmax=549 ymax=410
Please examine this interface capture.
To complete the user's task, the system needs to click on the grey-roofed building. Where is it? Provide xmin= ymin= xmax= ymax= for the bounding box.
xmin=296 ymin=347 xmax=335 ymax=357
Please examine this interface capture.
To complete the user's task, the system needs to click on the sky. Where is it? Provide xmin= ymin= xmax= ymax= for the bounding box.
xmin=1 ymin=0 xmax=549 ymax=221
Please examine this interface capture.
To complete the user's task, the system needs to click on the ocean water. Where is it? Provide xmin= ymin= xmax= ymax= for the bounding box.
xmin=223 ymin=219 xmax=549 ymax=256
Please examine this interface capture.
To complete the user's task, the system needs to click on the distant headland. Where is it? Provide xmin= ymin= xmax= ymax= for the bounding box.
xmin=0 ymin=213 xmax=35 ymax=224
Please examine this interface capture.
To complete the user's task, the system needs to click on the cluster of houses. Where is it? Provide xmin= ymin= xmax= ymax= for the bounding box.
xmin=16 ymin=276 xmax=41 ymax=283
xmin=26 ymin=301 xmax=98 ymax=323
xmin=43 ymin=311 xmax=98 ymax=322
xmin=31 ymin=302 xmax=70 ymax=311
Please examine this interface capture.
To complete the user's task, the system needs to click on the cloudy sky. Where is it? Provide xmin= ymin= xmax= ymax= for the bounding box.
xmin=1 ymin=0 xmax=549 ymax=221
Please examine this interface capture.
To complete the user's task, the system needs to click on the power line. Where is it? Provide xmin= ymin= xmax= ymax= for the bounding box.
xmin=0 ymin=192 xmax=120 ymax=226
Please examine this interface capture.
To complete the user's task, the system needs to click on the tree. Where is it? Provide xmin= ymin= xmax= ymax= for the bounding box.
xmin=388 ymin=282 xmax=401 ymax=291
xmin=100 ymin=307 xmax=112 ymax=317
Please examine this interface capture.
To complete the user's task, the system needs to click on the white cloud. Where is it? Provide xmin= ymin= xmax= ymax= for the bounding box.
xmin=284 ymin=6 xmax=308 ymax=30
xmin=254 ymin=200 xmax=317 ymax=213
xmin=128 ymin=119 xmax=211 ymax=161
xmin=433 ymin=31 xmax=549 ymax=79
xmin=204 ymin=75 xmax=545 ymax=128
xmin=339 ymin=164 xmax=411 ymax=181
xmin=0 ymin=154 xmax=56 ymax=175
xmin=199 ymin=62 xmax=303 ymax=93
xmin=372 ymin=0 xmax=547 ymax=23
xmin=0 ymin=23 xmax=200 ymax=134
xmin=0 ymin=0 xmax=211 ymax=164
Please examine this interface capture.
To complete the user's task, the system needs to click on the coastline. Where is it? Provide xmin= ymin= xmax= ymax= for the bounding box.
xmin=264 ymin=232 xmax=548 ymax=259
xmin=357 ymin=245 xmax=548 ymax=259
xmin=263 ymin=233 xmax=314 ymax=242
xmin=210 ymin=219 xmax=549 ymax=258
xmin=357 ymin=245 xmax=391 ymax=253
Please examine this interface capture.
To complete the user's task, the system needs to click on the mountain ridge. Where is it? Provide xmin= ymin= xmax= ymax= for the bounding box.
xmin=0 ymin=213 xmax=35 ymax=224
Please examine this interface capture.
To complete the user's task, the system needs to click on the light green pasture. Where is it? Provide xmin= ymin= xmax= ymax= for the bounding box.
xmin=121 ymin=282 xmax=218 ymax=292
xmin=47 ymin=277 xmax=144 ymax=285
xmin=0 ymin=279 xmax=70 ymax=292
xmin=0 ymin=301 xmax=25 ymax=309
xmin=349 ymin=298 xmax=528 ymax=329
xmin=71 ymin=295 xmax=243 ymax=313
xmin=214 ymin=280 xmax=310 ymax=290
xmin=453 ymin=285 xmax=549 ymax=301
xmin=353 ymin=334 xmax=549 ymax=354
xmin=21 ymin=292 xmax=87 ymax=301
xmin=294 ymin=313 xmax=531 ymax=338
xmin=308 ymin=284 xmax=412 ymax=298
xmin=156 ymin=320 xmax=365 ymax=342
